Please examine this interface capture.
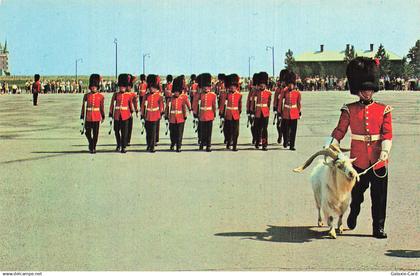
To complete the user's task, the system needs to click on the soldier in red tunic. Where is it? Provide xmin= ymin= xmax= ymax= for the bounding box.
xmin=246 ymin=73 xmax=258 ymax=144
xmin=189 ymin=74 xmax=198 ymax=104
xmin=109 ymin=74 xmax=134 ymax=153
xmin=216 ymin=74 xmax=229 ymax=144
xmin=277 ymin=70 xmax=301 ymax=151
xmin=192 ymin=73 xmax=217 ymax=152
xmin=141 ymin=74 xmax=164 ymax=153
xmin=273 ymin=69 xmax=288 ymax=144
xmin=164 ymin=74 xmax=173 ymax=104
xmin=80 ymin=74 xmax=105 ymax=154
xmin=178 ymin=75 xmax=192 ymax=112
xmin=329 ymin=57 xmax=392 ymax=239
xmin=220 ymin=74 xmax=242 ymax=151
xmin=32 ymin=74 xmax=41 ymax=106
xmin=138 ymin=74 xmax=147 ymax=107
xmin=165 ymin=76 xmax=189 ymax=152
xmin=126 ymin=74 xmax=139 ymax=146
xmin=251 ymin=72 xmax=271 ymax=150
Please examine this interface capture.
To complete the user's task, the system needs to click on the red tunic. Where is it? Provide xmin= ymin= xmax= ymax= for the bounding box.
xmin=192 ymin=91 xmax=217 ymax=121
xmin=252 ymin=89 xmax=271 ymax=118
xmin=165 ymin=96 xmax=188 ymax=124
xmin=331 ymin=101 xmax=393 ymax=169
xmin=141 ymin=92 xmax=164 ymax=122
xmin=81 ymin=92 xmax=105 ymax=122
xmin=164 ymin=82 xmax=173 ymax=99
xmin=189 ymin=82 xmax=198 ymax=98
xmin=138 ymin=82 xmax=148 ymax=97
xmin=109 ymin=92 xmax=133 ymax=121
xmin=179 ymin=92 xmax=192 ymax=111
xmin=273 ymin=86 xmax=286 ymax=111
xmin=129 ymin=91 xmax=139 ymax=113
xmin=33 ymin=81 xmax=41 ymax=93
xmin=278 ymin=89 xmax=301 ymax=120
xmin=246 ymin=87 xmax=257 ymax=114
xmin=219 ymin=91 xmax=242 ymax=120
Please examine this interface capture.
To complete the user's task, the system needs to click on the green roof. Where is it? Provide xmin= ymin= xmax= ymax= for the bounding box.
xmin=295 ymin=49 xmax=401 ymax=62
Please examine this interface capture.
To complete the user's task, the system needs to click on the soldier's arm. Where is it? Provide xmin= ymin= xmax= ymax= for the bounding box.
xmin=239 ymin=94 xmax=242 ymax=114
xmin=268 ymin=93 xmax=271 ymax=109
xmin=159 ymin=96 xmax=164 ymax=115
xmin=331 ymin=107 xmax=350 ymax=141
xmin=80 ymin=94 xmax=87 ymax=119
xmin=109 ymin=93 xmax=116 ymax=117
xmin=277 ymin=91 xmax=284 ymax=115
xmin=382 ymin=106 xmax=393 ymax=140
xmin=100 ymin=95 xmax=105 ymax=120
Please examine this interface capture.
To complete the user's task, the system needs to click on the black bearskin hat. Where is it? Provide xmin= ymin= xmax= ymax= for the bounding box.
xmin=258 ymin=72 xmax=269 ymax=85
xmin=166 ymin=75 xmax=173 ymax=82
xmin=190 ymin=74 xmax=197 ymax=81
xmin=128 ymin=74 xmax=137 ymax=88
xmin=172 ymin=76 xmax=184 ymax=93
xmin=252 ymin=73 xmax=258 ymax=85
xmin=146 ymin=74 xmax=161 ymax=89
xmin=285 ymin=71 xmax=296 ymax=85
xmin=140 ymin=74 xmax=146 ymax=81
xmin=89 ymin=74 xmax=101 ymax=88
xmin=197 ymin=73 xmax=212 ymax=88
xmin=34 ymin=74 xmax=40 ymax=81
xmin=346 ymin=57 xmax=380 ymax=95
xmin=279 ymin=69 xmax=288 ymax=82
xmin=225 ymin=74 xmax=240 ymax=88
xmin=118 ymin=73 xmax=130 ymax=87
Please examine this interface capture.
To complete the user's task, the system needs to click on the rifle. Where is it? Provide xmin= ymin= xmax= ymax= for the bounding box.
xmin=247 ymin=114 xmax=251 ymax=128
xmin=80 ymin=96 xmax=87 ymax=135
xmin=273 ymin=112 xmax=278 ymax=125
xmin=219 ymin=94 xmax=226 ymax=133
xmin=108 ymin=94 xmax=116 ymax=135
xmin=165 ymin=100 xmax=171 ymax=136
xmin=141 ymin=99 xmax=148 ymax=135
xmin=194 ymin=91 xmax=201 ymax=133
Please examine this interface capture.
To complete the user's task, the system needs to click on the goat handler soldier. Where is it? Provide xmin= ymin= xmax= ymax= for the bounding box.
xmin=251 ymin=72 xmax=271 ymax=151
xmin=80 ymin=74 xmax=105 ymax=154
xmin=327 ymin=57 xmax=392 ymax=239
xmin=273 ymin=69 xmax=288 ymax=144
xmin=32 ymin=74 xmax=41 ymax=106
xmin=109 ymin=73 xmax=135 ymax=153
xmin=246 ymin=73 xmax=258 ymax=145
xmin=193 ymin=73 xmax=217 ymax=152
xmin=138 ymin=74 xmax=147 ymax=107
xmin=165 ymin=76 xmax=189 ymax=152
xmin=220 ymin=74 xmax=242 ymax=151
xmin=127 ymin=74 xmax=139 ymax=146
xmin=278 ymin=70 xmax=302 ymax=151
xmin=141 ymin=74 xmax=164 ymax=153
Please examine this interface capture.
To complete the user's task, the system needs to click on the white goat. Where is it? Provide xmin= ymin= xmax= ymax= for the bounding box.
xmin=293 ymin=145 xmax=359 ymax=238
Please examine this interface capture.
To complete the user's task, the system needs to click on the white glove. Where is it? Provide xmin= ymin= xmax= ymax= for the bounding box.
xmin=324 ymin=136 xmax=339 ymax=149
xmin=380 ymin=140 xmax=392 ymax=161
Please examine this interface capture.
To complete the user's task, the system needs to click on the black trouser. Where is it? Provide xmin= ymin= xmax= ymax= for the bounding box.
xmin=254 ymin=117 xmax=269 ymax=146
xmin=199 ymin=121 xmax=213 ymax=148
xmin=156 ymin=119 xmax=160 ymax=143
xmin=249 ymin=116 xmax=257 ymax=143
xmin=145 ymin=120 xmax=158 ymax=150
xmin=225 ymin=119 xmax=239 ymax=147
xmin=85 ymin=121 xmax=100 ymax=151
xmin=139 ymin=96 xmax=144 ymax=108
xmin=222 ymin=119 xmax=229 ymax=143
xmin=276 ymin=117 xmax=283 ymax=142
xmin=350 ymin=166 xmax=388 ymax=230
xmin=283 ymin=119 xmax=298 ymax=148
xmin=169 ymin=122 xmax=185 ymax=149
xmin=114 ymin=119 xmax=129 ymax=148
xmin=127 ymin=116 xmax=133 ymax=144
xmin=33 ymin=92 xmax=38 ymax=105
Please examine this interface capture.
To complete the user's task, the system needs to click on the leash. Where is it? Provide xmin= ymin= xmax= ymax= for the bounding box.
xmin=358 ymin=160 xmax=388 ymax=179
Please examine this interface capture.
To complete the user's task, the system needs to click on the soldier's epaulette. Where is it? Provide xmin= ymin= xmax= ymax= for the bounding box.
xmin=375 ymin=101 xmax=393 ymax=114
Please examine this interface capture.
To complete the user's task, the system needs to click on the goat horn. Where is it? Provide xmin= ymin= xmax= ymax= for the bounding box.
xmin=293 ymin=148 xmax=338 ymax=173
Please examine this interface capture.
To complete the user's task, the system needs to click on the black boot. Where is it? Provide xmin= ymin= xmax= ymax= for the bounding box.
xmin=232 ymin=145 xmax=238 ymax=151
xmin=121 ymin=147 xmax=127 ymax=153
xmin=347 ymin=211 xmax=358 ymax=230
xmin=372 ymin=228 xmax=387 ymax=239
xmin=116 ymin=146 xmax=121 ymax=152
xmin=170 ymin=144 xmax=174 ymax=151
xmin=206 ymin=146 xmax=212 ymax=152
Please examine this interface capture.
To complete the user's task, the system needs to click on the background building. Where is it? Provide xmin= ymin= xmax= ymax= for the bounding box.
xmin=294 ymin=44 xmax=402 ymax=78
xmin=0 ymin=40 xmax=10 ymax=76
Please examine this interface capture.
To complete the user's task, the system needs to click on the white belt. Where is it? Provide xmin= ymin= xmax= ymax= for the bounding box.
xmin=87 ymin=107 xmax=100 ymax=111
xmin=146 ymin=107 xmax=160 ymax=112
xmin=284 ymin=104 xmax=297 ymax=108
xmin=115 ymin=106 xmax=128 ymax=110
xmin=140 ymin=90 xmax=146 ymax=93
xmin=351 ymin=134 xmax=381 ymax=142
xmin=170 ymin=110 xmax=183 ymax=114
xmin=200 ymin=107 xmax=212 ymax=111
xmin=226 ymin=107 xmax=238 ymax=110
xmin=256 ymin=104 xmax=267 ymax=107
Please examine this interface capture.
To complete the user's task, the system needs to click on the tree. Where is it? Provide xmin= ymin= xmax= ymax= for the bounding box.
xmin=343 ymin=45 xmax=355 ymax=64
xmin=284 ymin=49 xmax=296 ymax=71
xmin=375 ymin=44 xmax=391 ymax=77
xmin=407 ymin=39 xmax=420 ymax=77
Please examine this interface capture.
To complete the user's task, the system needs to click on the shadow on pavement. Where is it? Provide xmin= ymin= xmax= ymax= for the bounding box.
xmin=215 ymin=225 xmax=326 ymax=243
xmin=385 ymin=250 xmax=420 ymax=258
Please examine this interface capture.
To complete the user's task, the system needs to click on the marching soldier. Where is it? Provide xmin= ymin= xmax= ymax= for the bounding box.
xmin=164 ymin=74 xmax=173 ymax=103
xmin=80 ymin=74 xmax=105 ymax=154
xmin=32 ymin=74 xmax=41 ymax=106
xmin=328 ymin=57 xmax=392 ymax=239
xmin=165 ymin=76 xmax=189 ymax=152
xmin=109 ymin=74 xmax=134 ymax=153
xmin=127 ymin=74 xmax=139 ymax=146
xmin=246 ymin=73 xmax=258 ymax=144
xmin=192 ymin=73 xmax=217 ymax=152
xmin=141 ymin=74 xmax=164 ymax=153
xmin=278 ymin=70 xmax=301 ymax=151
xmin=138 ymin=74 xmax=147 ymax=107
xmin=273 ymin=69 xmax=288 ymax=144
xmin=220 ymin=74 xmax=242 ymax=151
xmin=216 ymin=74 xmax=229 ymax=144
xmin=178 ymin=75 xmax=192 ymax=112
xmin=189 ymin=74 xmax=198 ymax=103
xmin=251 ymin=72 xmax=271 ymax=150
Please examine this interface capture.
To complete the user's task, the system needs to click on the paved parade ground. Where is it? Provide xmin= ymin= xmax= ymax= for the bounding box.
xmin=0 ymin=91 xmax=419 ymax=271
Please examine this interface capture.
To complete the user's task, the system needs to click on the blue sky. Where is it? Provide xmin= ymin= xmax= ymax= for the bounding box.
xmin=0 ymin=0 xmax=419 ymax=77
